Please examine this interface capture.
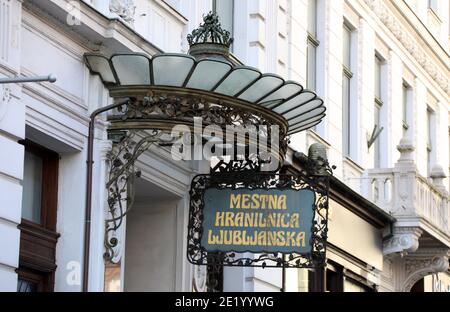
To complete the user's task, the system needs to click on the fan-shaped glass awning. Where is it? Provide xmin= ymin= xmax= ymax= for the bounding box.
xmin=85 ymin=52 xmax=325 ymax=135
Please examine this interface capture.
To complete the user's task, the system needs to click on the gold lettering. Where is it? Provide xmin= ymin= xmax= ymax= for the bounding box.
xmin=208 ymin=230 xmax=223 ymax=245
xmin=286 ymin=232 xmax=296 ymax=246
xmin=241 ymin=194 xmax=250 ymax=209
xmin=244 ymin=213 xmax=254 ymax=227
xmin=215 ymin=212 xmax=224 ymax=227
xmin=260 ymin=195 xmax=268 ymax=208
xmin=235 ymin=212 xmax=243 ymax=227
xmin=258 ymin=212 xmax=267 ymax=227
xmin=225 ymin=212 xmax=234 ymax=227
xmin=230 ymin=194 xmax=241 ymax=208
xmin=277 ymin=231 xmax=285 ymax=246
xmin=296 ymin=232 xmax=305 ymax=247
xmin=223 ymin=230 xmax=232 ymax=245
xmin=233 ymin=230 xmax=242 ymax=245
xmin=248 ymin=232 xmax=258 ymax=245
xmin=257 ymin=231 xmax=266 ymax=245
xmin=279 ymin=195 xmax=287 ymax=210
xmin=267 ymin=231 xmax=277 ymax=246
xmin=290 ymin=213 xmax=300 ymax=228
xmin=251 ymin=194 xmax=260 ymax=209
xmin=267 ymin=213 xmax=276 ymax=227
xmin=281 ymin=213 xmax=290 ymax=228
xmin=269 ymin=195 xmax=278 ymax=209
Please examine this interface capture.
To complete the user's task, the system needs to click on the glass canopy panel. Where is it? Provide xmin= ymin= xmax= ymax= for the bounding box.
xmin=214 ymin=67 xmax=260 ymax=96
xmin=272 ymin=91 xmax=316 ymax=114
xmin=153 ymin=55 xmax=195 ymax=86
xmin=286 ymin=106 xmax=326 ymax=125
xmin=186 ymin=60 xmax=232 ymax=90
xmin=288 ymin=120 xmax=322 ymax=134
xmin=288 ymin=113 xmax=325 ymax=128
xmin=85 ymin=55 xmax=116 ymax=84
xmin=238 ymin=75 xmax=284 ymax=102
xmin=111 ymin=55 xmax=151 ymax=85
xmin=282 ymin=99 xmax=323 ymax=120
xmin=260 ymin=99 xmax=285 ymax=109
xmin=258 ymin=82 xmax=303 ymax=103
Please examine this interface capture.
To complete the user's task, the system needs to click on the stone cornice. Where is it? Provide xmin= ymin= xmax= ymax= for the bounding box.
xmin=363 ymin=0 xmax=450 ymax=96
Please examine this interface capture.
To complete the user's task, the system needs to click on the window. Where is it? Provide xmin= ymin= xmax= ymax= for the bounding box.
xmin=308 ymin=260 xmax=375 ymax=292
xmin=213 ymin=0 xmax=234 ymax=39
xmin=342 ymin=24 xmax=353 ymax=157
xmin=374 ymin=101 xmax=382 ymax=168
xmin=374 ymin=55 xmax=382 ymax=102
xmin=307 ymin=0 xmax=319 ymax=91
xmin=373 ymin=55 xmax=384 ymax=168
xmin=426 ymin=108 xmax=434 ymax=176
xmin=428 ymin=0 xmax=438 ymax=12
xmin=402 ymin=82 xmax=411 ymax=136
xmin=344 ymin=276 xmax=373 ymax=292
xmin=17 ymin=140 xmax=59 ymax=292
xmin=22 ymin=150 xmax=43 ymax=223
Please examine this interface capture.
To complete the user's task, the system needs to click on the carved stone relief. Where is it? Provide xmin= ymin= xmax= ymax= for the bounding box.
xmin=383 ymin=227 xmax=422 ymax=256
xmin=402 ymin=249 xmax=450 ymax=291
xmin=110 ymin=0 xmax=136 ymax=23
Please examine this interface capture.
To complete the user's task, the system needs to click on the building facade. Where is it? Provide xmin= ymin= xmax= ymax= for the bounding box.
xmin=0 ymin=0 xmax=449 ymax=292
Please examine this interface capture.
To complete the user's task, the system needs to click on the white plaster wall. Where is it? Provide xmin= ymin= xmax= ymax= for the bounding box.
xmin=0 ymin=0 xmax=23 ymax=292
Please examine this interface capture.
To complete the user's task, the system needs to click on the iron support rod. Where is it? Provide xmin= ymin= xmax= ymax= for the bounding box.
xmin=0 ymin=75 xmax=57 ymax=84
xmin=83 ymin=99 xmax=130 ymax=292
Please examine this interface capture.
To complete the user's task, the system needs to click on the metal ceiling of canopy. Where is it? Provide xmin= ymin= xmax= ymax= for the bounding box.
xmin=84 ymin=13 xmax=326 ymax=137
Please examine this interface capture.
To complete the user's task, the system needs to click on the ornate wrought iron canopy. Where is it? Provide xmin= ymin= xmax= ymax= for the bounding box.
xmin=81 ymin=12 xmax=330 ymax=273
xmin=84 ymin=12 xmax=326 ymax=138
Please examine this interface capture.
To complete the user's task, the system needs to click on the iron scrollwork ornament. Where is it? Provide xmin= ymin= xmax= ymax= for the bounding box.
xmin=104 ymin=130 xmax=176 ymax=263
xmin=187 ymin=156 xmax=332 ymax=268
xmin=187 ymin=11 xmax=233 ymax=47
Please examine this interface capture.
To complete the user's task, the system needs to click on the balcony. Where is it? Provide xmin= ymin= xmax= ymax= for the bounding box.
xmin=364 ymin=138 xmax=449 ymax=245
xmin=363 ymin=139 xmax=450 ymax=291
xmin=365 ymin=168 xmax=449 ymax=240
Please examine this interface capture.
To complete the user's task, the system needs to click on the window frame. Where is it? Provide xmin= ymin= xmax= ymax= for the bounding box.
xmin=308 ymin=260 xmax=376 ymax=292
xmin=426 ymin=107 xmax=434 ymax=176
xmin=20 ymin=140 xmax=59 ymax=230
xmin=17 ymin=139 xmax=60 ymax=292
xmin=342 ymin=23 xmax=354 ymax=158
xmin=212 ymin=0 xmax=234 ymax=44
xmin=402 ymin=81 xmax=411 ymax=131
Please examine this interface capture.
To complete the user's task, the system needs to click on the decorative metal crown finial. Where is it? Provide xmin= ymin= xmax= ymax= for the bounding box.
xmin=187 ymin=12 xmax=233 ymax=47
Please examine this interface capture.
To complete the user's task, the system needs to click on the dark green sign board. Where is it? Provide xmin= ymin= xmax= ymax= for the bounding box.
xmin=201 ymin=188 xmax=315 ymax=254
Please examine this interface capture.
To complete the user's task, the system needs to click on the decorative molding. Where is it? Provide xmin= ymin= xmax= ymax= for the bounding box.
xmin=402 ymin=248 xmax=450 ymax=291
xmin=363 ymin=0 xmax=450 ymax=96
xmin=383 ymin=227 xmax=422 ymax=256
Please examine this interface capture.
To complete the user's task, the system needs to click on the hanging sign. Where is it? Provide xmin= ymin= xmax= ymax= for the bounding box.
xmin=201 ymin=188 xmax=315 ymax=254
xmin=187 ymin=172 xmax=330 ymax=268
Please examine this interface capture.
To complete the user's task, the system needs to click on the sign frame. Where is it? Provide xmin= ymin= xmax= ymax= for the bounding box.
xmin=187 ymin=170 xmax=330 ymax=268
